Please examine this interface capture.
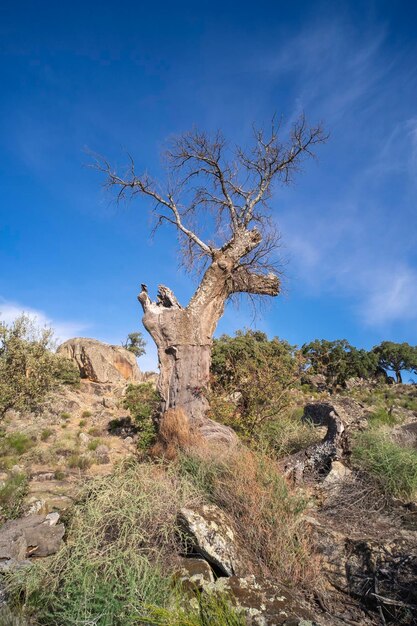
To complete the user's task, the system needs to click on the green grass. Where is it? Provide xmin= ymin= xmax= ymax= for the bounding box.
xmin=67 ymin=453 xmax=92 ymax=470
xmin=40 ymin=428 xmax=54 ymax=442
xmin=60 ymin=412 xmax=71 ymax=421
xmin=87 ymin=438 xmax=101 ymax=451
xmin=352 ymin=430 xmax=417 ymax=499
xmin=368 ymin=407 xmax=398 ymax=427
xmin=88 ymin=426 xmax=102 ymax=437
xmin=260 ymin=409 xmax=321 ymax=458
xmin=0 ymin=472 xmax=28 ymax=522
xmin=400 ymin=396 xmax=417 ymax=412
xmin=81 ymin=410 xmax=92 ymax=418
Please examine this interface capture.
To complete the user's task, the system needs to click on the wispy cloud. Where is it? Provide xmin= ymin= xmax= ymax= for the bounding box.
xmin=266 ymin=16 xmax=417 ymax=332
xmin=356 ymin=265 xmax=417 ymax=326
xmin=0 ymin=299 xmax=89 ymax=344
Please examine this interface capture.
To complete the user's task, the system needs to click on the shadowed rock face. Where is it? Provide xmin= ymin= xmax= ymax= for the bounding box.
xmin=57 ymin=338 xmax=142 ymax=384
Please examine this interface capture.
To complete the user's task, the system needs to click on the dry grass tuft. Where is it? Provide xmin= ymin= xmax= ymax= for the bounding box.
xmin=177 ymin=443 xmax=320 ymax=587
xmin=151 ymin=408 xmax=202 ymax=459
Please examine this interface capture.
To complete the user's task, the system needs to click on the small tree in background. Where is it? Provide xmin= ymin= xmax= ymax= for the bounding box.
xmin=302 ymin=339 xmax=379 ymax=389
xmin=122 ymin=332 xmax=146 ymax=358
xmin=373 ymin=341 xmax=417 ymax=384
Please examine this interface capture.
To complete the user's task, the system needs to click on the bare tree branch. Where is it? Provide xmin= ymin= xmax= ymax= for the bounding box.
xmin=90 ymin=114 xmax=327 ymax=279
xmin=89 ymin=151 xmax=213 ymax=257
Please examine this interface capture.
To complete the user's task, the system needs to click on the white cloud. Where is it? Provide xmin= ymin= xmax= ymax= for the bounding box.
xmin=0 ymin=299 xmax=89 ymax=345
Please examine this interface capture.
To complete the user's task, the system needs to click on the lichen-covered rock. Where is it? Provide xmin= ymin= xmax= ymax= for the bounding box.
xmin=57 ymin=337 xmax=142 ymax=384
xmin=208 ymin=576 xmax=315 ymax=626
xmin=178 ymin=504 xmax=243 ymax=576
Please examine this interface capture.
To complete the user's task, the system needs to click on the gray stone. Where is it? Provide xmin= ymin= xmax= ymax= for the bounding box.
xmin=78 ymin=432 xmax=90 ymax=445
xmin=323 ymin=461 xmax=352 ymax=486
xmin=45 ymin=512 xmax=60 ymax=526
xmin=0 ymin=515 xmax=64 ymax=562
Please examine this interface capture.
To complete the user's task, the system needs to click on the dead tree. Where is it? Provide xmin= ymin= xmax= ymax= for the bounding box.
xmin=94 ymin=117 xmax=326 ymax=441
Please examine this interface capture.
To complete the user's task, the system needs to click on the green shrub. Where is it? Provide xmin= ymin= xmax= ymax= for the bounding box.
xmin=78 ymin=419 xmax=86 ymax=428
xmin=82 ymin=410 xmax=92 ymax=418
xmin=210 ymin=331 xmax=305 ymax=443
xmin=352 ymin=430 xmax=417 ymax=499
xmin=123 ymin=383 xmax=160 ymax=449
xmin=211 ymin=331 xmax=305 ymax=439
xmin=53 ymin=356 xmax=80 ymax=386
xmin=0 ymin=472 xmax=28 ymax=522
xmin=302 ymin=339 xmax=379 ymax=388
xmin=0 ymin=432 xmax=34 ymax=456
xmin=60 ymin=412 xmax=71 ymax=421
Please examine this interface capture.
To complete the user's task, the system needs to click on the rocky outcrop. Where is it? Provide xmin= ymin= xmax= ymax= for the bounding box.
xmin=57 ymin=338 xmax=142 ymax=384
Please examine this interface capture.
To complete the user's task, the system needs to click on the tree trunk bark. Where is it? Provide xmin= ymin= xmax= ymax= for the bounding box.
xmin=138 ymin=279 xmax=234 ymax=444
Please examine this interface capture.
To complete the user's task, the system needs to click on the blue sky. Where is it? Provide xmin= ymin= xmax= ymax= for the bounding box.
xmin=1 ymin=0 xmax=417 ymax=371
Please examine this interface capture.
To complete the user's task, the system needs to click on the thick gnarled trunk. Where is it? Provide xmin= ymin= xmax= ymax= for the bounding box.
xmin=138 ymin=234 xmax=280 ymax=443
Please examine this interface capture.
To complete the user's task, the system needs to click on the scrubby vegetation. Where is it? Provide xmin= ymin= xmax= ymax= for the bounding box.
xmin=5 ymin=458 xmax=252 ymax=625
xmin=210 ymin=331 xmax=313 ymax=449
xmin=1 ymin=320 xmax=417 ymax=625
xmin=176 ymin=446 xmax=314 ymax=585
xmin=0 ymin=314 xmax=80 ymax=419
xmin=124 ymin=382 xmax=160 ymax=449
xmin=0 ymin=472 xmax=28 ymax=523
